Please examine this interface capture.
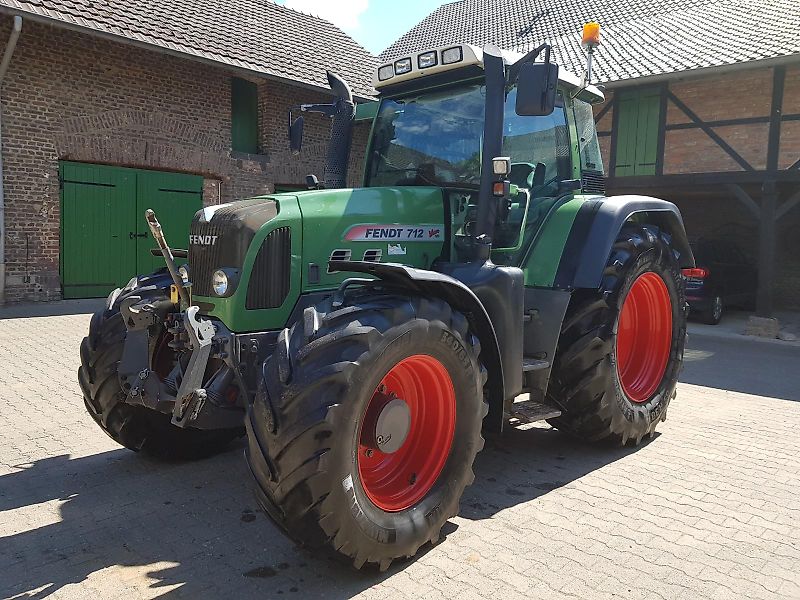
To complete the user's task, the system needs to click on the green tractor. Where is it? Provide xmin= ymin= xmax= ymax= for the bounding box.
xmin=79 ymin=32 xmax=691 ymax=570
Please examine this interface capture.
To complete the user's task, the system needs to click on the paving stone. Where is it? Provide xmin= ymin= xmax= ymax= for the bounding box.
xmin=0 ymin=308 xmax=798 ymax=599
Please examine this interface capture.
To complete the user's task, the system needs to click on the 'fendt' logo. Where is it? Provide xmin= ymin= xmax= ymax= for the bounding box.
xmin=189 ymin=234 xmax=218 ymax=246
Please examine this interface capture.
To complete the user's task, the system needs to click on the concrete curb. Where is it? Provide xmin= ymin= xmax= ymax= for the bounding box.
xmin=688 ymin=323 xmax=800 ymax=348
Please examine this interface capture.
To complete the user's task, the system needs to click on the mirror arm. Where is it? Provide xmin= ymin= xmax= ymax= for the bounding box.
xmin=298 ymin=102 xmax=338 ymax=117
xmin=507 ymin=43 xmax=551 ymax=84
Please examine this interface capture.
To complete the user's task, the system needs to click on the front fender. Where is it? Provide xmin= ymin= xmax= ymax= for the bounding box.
xmin=328 ymin=260 xmax=509 ymax=433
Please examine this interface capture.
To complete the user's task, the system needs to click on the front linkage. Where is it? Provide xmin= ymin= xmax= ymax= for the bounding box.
xmin=78 ymin=211 xmax=263 ymax=460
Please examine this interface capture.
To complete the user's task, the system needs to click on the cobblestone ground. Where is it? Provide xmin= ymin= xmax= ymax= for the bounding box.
xmin=1 ymin=305 xmax=799 ymax=599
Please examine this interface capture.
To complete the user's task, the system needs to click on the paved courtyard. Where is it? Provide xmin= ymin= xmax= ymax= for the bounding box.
xmin=1 ymin=303 xmax=799 ymax=599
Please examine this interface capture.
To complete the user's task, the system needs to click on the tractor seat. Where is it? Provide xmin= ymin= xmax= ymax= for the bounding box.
xmin=509 ymin=162 xmax=546 ymax=190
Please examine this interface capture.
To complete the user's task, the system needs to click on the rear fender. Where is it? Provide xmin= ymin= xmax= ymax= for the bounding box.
xmin=328 ymin=260 xmax=508 ymax=433
xmin=554 ymin=195 xmax=695 ymax=290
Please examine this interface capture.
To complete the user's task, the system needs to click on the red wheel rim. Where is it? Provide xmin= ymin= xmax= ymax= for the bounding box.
xmin=616 ymin=272 xmax=673 ymax=403
xmin=357 ymin=354 xmax=456 ymax=512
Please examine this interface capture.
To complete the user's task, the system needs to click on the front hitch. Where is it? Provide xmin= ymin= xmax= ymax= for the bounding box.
xmin=145 ymin=208 xmax=191 ymax=306
xmin=120 ymin=209 xmax=241 ymax=430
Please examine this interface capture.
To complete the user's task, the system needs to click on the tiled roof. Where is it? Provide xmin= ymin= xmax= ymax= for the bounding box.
xmin=381 ymin=0 xmax=800 ymax=85
xmin=0 ymin=0 xmax=377 ymax=98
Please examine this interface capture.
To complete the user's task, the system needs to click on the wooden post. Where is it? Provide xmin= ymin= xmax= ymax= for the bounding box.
xmin=756 ymin=182 xmax=776 ymax=316
xmin=756 ymin=66 xmax=786 ymax=317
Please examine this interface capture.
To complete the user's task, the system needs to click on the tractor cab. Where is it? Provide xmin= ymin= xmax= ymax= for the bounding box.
xmin=366 ymin=44 xmax=606 ymax=261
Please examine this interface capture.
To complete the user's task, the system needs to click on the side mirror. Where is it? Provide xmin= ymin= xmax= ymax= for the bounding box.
xmin=515 ymin=62 xmax=559 ymax=116
xmin=289 ymin=116 xmax=304 ymax=155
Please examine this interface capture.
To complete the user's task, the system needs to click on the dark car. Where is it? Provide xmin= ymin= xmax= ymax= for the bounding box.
xmin=684 ymin=238 xmax=758 ymax=324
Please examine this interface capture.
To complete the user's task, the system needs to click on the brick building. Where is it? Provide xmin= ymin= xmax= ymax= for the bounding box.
xmin=0 ymin=0 xmax=376 ymax=303
xmin=382 ymin=0 xmax=800 ymax=314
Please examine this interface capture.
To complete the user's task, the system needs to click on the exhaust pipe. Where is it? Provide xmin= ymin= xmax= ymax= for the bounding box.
xmin=323 ymin=71 xmax=355 ymax=189
xmin=287 ymin=72 xmax=355 ymax=190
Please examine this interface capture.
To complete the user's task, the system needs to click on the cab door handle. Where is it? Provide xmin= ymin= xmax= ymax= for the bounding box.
xmin=129 ymin=232 xmax=148 ymax=239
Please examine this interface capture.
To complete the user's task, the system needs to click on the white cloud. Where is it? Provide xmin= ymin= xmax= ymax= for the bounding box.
xmin=282 ymin=0 xmax=369 ymax=31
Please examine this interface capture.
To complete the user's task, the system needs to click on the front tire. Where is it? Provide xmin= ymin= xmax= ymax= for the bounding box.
xmin=547 ymin=224 xmax=687 ymax=445
xmin=246 ymin=293 xmax=487 ymax=570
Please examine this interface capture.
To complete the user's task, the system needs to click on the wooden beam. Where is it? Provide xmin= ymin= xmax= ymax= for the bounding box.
xmin=767 ymin=66 xmax=786 ymax=172
xmin=776 ymin=188 xmax=800 ymax=220
xmin=655 ymin=83 xmax=668 ymax=176
xmin=725 ymin=184 xmax=762 ymax=220
xmin=605 ymin=170 xmax=800 ymax=189
xmin=594 ymin=100 xmax=613 ymax=123
xmin=667 ymin=91 xmax=755 ymax=171
xmin=608 ymin=94 xmax=620 ymax=177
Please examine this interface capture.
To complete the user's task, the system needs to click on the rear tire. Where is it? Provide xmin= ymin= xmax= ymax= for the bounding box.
xmin=79 ymin=283 xmax=244 ymax=460
xmin=547 ymin=224 xmax=687 ymax=445
xmin=246 ymin=292 xmax=487 ymax=570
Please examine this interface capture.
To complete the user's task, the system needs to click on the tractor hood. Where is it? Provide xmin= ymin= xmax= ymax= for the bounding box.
xmin=293 ymin=186 xmax=447 ymax=291
xmin=188 ymin=186 xmax=450 ymax=332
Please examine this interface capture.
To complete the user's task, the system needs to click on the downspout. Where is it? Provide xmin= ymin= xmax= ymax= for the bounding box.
xmin=0 ymin=15 xmax=22 ymax=304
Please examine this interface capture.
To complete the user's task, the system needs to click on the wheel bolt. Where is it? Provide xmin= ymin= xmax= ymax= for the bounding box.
xmin=365 ymin=449 xmax=374 ymax=458
xmin=409 ymin=472 xmax=417 ymax=485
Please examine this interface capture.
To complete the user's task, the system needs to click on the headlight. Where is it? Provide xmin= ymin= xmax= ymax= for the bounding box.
xmin=212 ymin=270 xmax=228 ymax=296
xmin=178 ymin=265 xmax=189 ymax=284
xmin=377 ymin=64 xmax=394 ymax=81
xmin=441 ymin=46 xmax=463 ymax=65
xmin=394 ymin=57 xmax=412 ymax=75
xmin=418 ymin=51 xmax=438 ymax=69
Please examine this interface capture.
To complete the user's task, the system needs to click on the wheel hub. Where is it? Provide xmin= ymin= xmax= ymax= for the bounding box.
xmin=361 ymin=393 xmax=411 ymax=454
xmin=357 ymin=354 xmax=456 ymax=512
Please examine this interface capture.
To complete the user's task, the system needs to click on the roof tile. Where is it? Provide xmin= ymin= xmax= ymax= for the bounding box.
xmin=0 ymin=0 xmax=377 ymax=97
xmin=381 ymin=0 xmax=800 ymax=84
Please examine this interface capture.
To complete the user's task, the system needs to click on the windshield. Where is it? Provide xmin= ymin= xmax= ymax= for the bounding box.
xmin=367 ymin=83 xmax=485 ymax=188
xmin=366 ymin=81 xmax=571 ymax=191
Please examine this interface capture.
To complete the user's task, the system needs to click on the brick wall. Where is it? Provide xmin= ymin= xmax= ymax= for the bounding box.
xmin=593 ymin=65 xmax=800 ymax=176
xmin=0 ymin=16 xmax=366 ymax=302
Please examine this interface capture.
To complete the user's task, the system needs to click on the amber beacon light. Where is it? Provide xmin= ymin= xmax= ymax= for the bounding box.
xmin=582 ymin=22 xmax=601 ymax=48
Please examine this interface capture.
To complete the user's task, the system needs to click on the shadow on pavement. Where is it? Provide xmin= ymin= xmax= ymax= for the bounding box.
xmin=0 ymin=299 xmax=105 ymax=319
xmin=461 ymin=425 xmax=645 ymax=520
xmin=0 ymin=422 xmax=642 ymax=598
xmin=680 ymin=333 xmax=800 ymax=401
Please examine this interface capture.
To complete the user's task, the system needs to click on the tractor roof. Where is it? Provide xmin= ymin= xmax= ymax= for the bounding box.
xmin=373 ymin=43 xmax=604 ymax=103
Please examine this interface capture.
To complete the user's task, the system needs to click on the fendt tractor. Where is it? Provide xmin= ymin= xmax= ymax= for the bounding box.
xmin=79 ymin=25 xmax=691 ymax=570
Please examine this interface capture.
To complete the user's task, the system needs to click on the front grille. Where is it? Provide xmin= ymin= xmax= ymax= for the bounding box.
xmin=246 ymin=227 xmax=292 ymax=310
xmin=581 ymin=170 xmax=606 ymax=195
xmin=187 ymin=199 xmax=279 ymax=298
xmin=188 ymin=218 xmax=226 ymax=297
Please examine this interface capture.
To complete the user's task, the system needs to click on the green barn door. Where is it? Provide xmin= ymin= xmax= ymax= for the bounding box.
xmin=61 ymin=163 xmax=137 ymax=299
xmin=61 ymin=162 xmax=203 ymax=299
xmin=135 ymin=170 xmax=202 ymax=274
xmin=614 ymin=88 xmax=661 ymax=176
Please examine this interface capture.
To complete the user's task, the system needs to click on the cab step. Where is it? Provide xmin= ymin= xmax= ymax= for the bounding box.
xmin=509 ymin=399 xmax=562 ymax=424
xmin=522 ymin=358 xmax=550 ymax=372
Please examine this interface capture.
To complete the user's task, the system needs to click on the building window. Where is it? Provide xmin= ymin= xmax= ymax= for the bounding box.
xmin=231 ymin=77 xmax=259 ymax=154
xmin=614 ymin=87 xmax=662 ymax=176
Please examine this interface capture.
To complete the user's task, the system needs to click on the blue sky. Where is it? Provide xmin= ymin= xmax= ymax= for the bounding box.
xmin=275 ymin=0 xmax=447 ymax=55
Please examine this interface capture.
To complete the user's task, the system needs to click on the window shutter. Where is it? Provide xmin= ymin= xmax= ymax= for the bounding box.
xmin=231 ymin=78 xmax=259 ymax=154
xmin=614 ymin=88 xmax=661 ymax=176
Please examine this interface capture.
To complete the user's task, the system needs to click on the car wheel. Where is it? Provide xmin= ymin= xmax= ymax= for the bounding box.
xmin=704 ymin=294 xmax=723 ymax=325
